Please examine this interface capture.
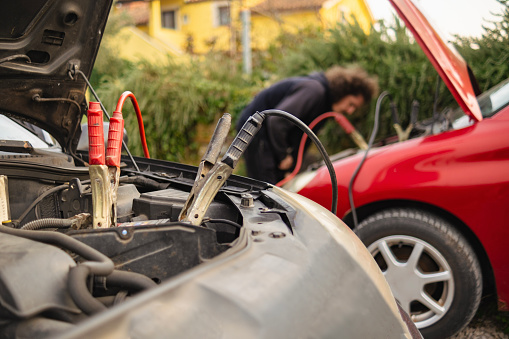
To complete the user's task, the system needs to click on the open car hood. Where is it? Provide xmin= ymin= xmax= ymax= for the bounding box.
xmin=0 ymin=0 xmax=113 ymax=152
xmin=389 ymin=0 xmax=483 ymax=121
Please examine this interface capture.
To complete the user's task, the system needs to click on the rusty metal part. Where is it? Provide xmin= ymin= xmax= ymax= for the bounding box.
xmin=89 ymin=165 xmax=111 ymax=229
xmin=69 ymin=213 xmax=92 ymax=230
xmin=108 ymin=167 xmax=120 ymax=227
xmin=181 ymin=162 xmax=232 ymax=226
xmin=0 ymin=176 xmax=10 ymax=222
xmin=179 ymin=113 xmax=231 ymax=221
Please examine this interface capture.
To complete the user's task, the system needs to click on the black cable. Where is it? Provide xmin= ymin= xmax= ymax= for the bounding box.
xmin=15 ymin=184 xmax=68 ymax=227
xmin=0 ymin=54 xmax=31 ymax=65
xmin=260 ymin=109 xmax=338 ymax=215
xmin=432 ymin=76 xmax=441 ymax=128
xmin=16 ymin=179 xmax=92 ymax=226
xmin=69 ymin=153 xmax=88 ymax=167
xmin=122 ymin=169 xmax=177 ymax=183
xmin=72 ymin=70 xmax=141 ymax=172
xmin=348 ymin=91 xmax=391 ymax=228
xmin=120 ymin=175 xmax=170 ymax=190
xmin=202 ymin=218 xmax=242 ymax=229
xmin=32 ymin=93 xmax=81 ymax=112
xmin=31 ymin=94 xmax=88 ymax=163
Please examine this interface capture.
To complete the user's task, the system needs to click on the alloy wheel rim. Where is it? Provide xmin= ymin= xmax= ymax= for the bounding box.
xmin=367 ymin=235 xmax=454 ymax=329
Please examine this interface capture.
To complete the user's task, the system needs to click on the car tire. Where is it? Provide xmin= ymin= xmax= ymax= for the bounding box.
xmin=355 ymin=209 xmax=482 ymax=339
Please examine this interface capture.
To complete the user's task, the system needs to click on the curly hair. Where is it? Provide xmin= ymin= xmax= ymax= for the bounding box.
xmin=324 ymin=65 xmax=379 ymax=104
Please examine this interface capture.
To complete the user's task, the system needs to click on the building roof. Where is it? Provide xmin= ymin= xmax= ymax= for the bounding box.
xmin=116 ymin=1 xmax=150 ymax=26
xmin=251 ymin=0 xmax=326 ymax=13
xmin=184 ymin=0 xmax=220 ymax=3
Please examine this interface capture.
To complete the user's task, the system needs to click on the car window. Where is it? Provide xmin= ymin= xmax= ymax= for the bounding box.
xmin=451 ymin=78 xmax=509 ymax=129
xmin=0 ymin=115 xmax=51 ymax=148
xmin=479 ymin=78 xmax=509 ymax=118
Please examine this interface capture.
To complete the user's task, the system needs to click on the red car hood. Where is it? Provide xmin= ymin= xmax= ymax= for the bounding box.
xmin=389 ymin=0 xmax=483 ymax=121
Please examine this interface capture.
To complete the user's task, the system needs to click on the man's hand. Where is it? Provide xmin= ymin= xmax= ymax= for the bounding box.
xmin=278 ymin=155 xmax=294 ymax=171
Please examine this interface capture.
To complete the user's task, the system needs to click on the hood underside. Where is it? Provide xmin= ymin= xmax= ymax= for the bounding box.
xmin=0 ymin=0 xmax=113 ymax=152
xmin=389 ymin=0 xmax=483 ymax=122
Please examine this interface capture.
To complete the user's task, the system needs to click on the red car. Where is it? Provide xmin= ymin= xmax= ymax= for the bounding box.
xmin=284 ymin=0 xmax=509 ymax=338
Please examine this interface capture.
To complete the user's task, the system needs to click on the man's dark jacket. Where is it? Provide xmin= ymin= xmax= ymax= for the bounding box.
xmin=236 ymin=72 xmax=333 ymax=183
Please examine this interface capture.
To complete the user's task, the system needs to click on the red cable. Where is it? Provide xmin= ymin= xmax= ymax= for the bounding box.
xmin=276 ymin=112 xmax=353 ymax=187
xmin=115 ymin=91 xmax=150 ymax=158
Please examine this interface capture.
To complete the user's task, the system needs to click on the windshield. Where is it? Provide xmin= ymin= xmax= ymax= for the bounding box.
xmin=0 ymin=115 xmax=52 ymax=149
xmin=451 ymin=78 xmax=509 ymax=129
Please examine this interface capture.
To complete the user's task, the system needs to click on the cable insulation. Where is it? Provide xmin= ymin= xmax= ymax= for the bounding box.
xmin=260 ymin=109 xmax=338 ymax=215
xmin=348 ymin=92 xmax=391 ymax=227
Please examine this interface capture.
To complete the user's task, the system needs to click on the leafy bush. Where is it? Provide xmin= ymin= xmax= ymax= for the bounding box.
xmin=94 ymin=54 xmax=257 ymax=162
xmin=455 ymin=0 xmax=509 ymax=91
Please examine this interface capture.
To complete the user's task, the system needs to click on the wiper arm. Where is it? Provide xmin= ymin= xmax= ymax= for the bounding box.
xmin=0 ymin=140 xmax=34 ymax=154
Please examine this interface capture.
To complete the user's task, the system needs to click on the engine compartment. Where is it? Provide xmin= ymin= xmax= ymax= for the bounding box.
xmin=0 ymin=148 xmax=274 ymax=337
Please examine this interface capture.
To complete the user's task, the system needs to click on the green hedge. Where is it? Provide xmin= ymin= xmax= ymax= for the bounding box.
xmin=93 ymin=55 xmax=258 ymax=162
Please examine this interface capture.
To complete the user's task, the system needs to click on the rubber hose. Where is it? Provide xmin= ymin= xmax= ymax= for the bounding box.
xmin=96 ymin=296 xmax=116 ymax=307
xmin=21 ymin=218 xmax=72 ymax=230
xmin=0 ymin=225 xmax=114 ymax=315
xmin=106 ymin=270 xmax=157 ymax=291
xmin=120 ymin=176 xmax=169 ymax=190
xmin=69 ymin=265 xmax=107 ymax=314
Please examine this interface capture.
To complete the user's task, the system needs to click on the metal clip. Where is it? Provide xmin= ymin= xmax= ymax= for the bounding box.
xmin=179 ymin=113 xmax=231 ymax=224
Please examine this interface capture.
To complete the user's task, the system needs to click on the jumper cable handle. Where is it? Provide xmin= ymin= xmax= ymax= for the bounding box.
xmin=88 ymin=102 xmax=105 ymax=165
xmin=221 ymin=112 xmax=265 ymax=169
xmin=180 ymin=113 xmax=265 ymax=225
xmin=105 ymin=110 xmax=124 ymax=168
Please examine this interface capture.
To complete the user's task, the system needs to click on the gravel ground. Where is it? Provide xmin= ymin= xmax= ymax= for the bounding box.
xmin=449 ymin=301 xmax=509 ymax=339
xmin=452 ymin=319 xmax=509 ymax=339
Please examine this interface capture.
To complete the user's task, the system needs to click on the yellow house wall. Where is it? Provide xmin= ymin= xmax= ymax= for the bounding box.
xmin=320 ymin=0 xmax=373 ymax=33
xmin=114 ymin=26 xmax=185 ymax=61
xmin=250 ymin=0 xmax=373 ymax=49
xmin=181 ymin=2 xmax=232 ymax=53
xmin=155 ymin=0 xmax=244 ymax=54
xmin=251 ymin=11 xmax=319 ymax=50
xmin=150 ymin=0 xmax=186 ymax=51
xmin=135 ymin=0 xmax=374 ymax=56
xmin=157 ymin=28 xmax=187 ymax=51
xmin=115 ymin=27 xmax=166 ymax=62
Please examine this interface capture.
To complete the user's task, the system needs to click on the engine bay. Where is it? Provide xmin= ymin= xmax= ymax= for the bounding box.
xmin=0 ymin=119 xmax=282 ymax=337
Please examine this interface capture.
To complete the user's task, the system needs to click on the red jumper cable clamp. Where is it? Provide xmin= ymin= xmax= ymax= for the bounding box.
xmin=88 ymin=102 xmax=124 ymax=228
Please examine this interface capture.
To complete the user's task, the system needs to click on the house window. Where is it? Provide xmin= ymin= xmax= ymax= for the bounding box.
xmin=218 ymin=5 xmax=230 ymax=26
xmin=162 ymin=10 xmax=177 ymax=29
xmin=338 ymin=6 xmax=349 ymax=25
